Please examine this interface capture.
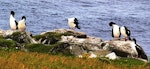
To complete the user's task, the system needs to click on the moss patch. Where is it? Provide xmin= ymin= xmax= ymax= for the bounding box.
xmin=25 ymin=44 xmax=51 ymax=53
xmin=33 ymin=31 xmax=87 ymax=44
xmin=25 ymin=42 xmax=67 ymax=54
xmin=33 ymin=32 xmax=62 ymax=44
xmin=62 ymin=31 xmax=87 ymax=38
xmin=5 ymin=32 xmax=28 ymax=43
xmin=0 ymin=39 xmax=17 ymax=49
xmin=0 ymin=36 xmax=5 ymax=39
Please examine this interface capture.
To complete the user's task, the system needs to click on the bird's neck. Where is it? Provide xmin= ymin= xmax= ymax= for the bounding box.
xmin=22 ymin=19 xmax=25 ymax=21
xmin=10 ymin=15 xmax=14 ymax=18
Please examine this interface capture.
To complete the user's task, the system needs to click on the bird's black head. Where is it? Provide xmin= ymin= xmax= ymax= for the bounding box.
xmin=109 ymin=22 xmax=116 ymax=26
xmin=74 ymin=18 xmax=78 ymax=22
xmin=11 ymin=11 xmax=15 ymax=16
xmin=22 ymin=16 xmax=26 ymax=20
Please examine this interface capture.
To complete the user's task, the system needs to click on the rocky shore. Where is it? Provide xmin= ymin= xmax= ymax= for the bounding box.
xmin=0 ymin=29 xmax=148 ymax=62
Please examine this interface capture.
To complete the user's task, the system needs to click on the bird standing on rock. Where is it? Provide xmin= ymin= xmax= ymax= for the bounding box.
xmin=131 ymin=38 xmax=148 ymax=60
xmin=68 ymin=17 xmax=80 ymax=30
xmin=109 ymin=22 xmax=121 ymax=40
xmin=9 ymin=11 xmax=18 ymax=30
xmin=18 ymin=16 xmax=26 ymax=32
xmin=120 ymin=26 xmax=131 ymax=41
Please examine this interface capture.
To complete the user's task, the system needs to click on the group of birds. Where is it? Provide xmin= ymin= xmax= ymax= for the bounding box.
xmin=9 ymin=11 xmax=26 ymax=31
xmin=9 ymin=10 xmax=135 ymax=43
xmin=68 ymin=17 xmax=131 ymax=41
xmin=109 ymin=22 xmax=131 ymax=41
xmin=109 ymin=22 xmax=145 ymax=58
xmin=67 ymin=17 xmax=146 ymax=58
xmin=9 ymin=10 xmax=146 ymax=59
xmin=10 ymin=11 xmax=79 ymax=32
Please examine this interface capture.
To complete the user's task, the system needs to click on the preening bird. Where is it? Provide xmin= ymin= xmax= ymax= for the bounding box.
xmin=18 ymin=16 xmax=26 ymax=32
xmin=68 ymin=17 xmax=80 ymax=30
xmin=120 ymin=26 xmax=131 ymax=41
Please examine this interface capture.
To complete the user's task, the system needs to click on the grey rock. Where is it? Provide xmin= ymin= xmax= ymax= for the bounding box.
xmin=105 ymin=40 xmax=148 ymax=61
xmin=4 ymin=30 xmax=37 ymax=44
xmin=105 ymin=52 xmax=118 ymax=60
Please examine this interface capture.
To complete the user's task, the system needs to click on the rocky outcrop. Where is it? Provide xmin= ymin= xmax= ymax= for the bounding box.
xmin=0 ymin=30 xmax=37 ymax=44
xmin=0 ymin=29 xmax=148 ymax=62
xmin=47 ymin=29 xmax=148 ymax=61
xmin=41 ymin=29 xmax=87 ymax=38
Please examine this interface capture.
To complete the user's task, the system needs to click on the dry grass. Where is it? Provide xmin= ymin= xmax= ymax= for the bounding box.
xmin=0 ymin=50 xmax=149 ymax=69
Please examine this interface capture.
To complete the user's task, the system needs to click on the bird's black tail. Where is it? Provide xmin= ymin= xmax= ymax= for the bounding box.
xmin=76 ymin=25 xmax=80 ymax=29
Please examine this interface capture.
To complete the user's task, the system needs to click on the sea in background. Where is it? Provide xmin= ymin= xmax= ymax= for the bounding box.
xmin=0 ymin=0 xmax=150 ymax=56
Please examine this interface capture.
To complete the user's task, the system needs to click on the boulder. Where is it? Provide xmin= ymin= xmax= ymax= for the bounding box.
xmin=33 ymin=29 xmax=87 ymax=45
xmin=0 ymin=30 xmax=37 ymax=44
xmin=60 ymin=36 xmax=103 ymax=51
xmin=6 ymin=31 xmax=37 ymax=44
xmin=105 ymin=52 xmax=118 ymax=60
xmin=103 ymin=40 xmax=148 ymax=61
xmin=41 ymin=29 xmax=87 ymax=38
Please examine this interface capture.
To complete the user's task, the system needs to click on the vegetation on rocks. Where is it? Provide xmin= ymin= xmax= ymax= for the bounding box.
xmin=33 ymin=32 xmax=62 ymax=44
xmin=0 ymin=29 xmax=149 ymax=69
xmin=5 ymin=32 xmax=31 ymax=43
xmin=25 ymin=42 xmax=69 ymax=54
xmin=0 ymin=39 xmax=17 ymax=50
xmin=33 ymin=31 xmax=87 ymax=44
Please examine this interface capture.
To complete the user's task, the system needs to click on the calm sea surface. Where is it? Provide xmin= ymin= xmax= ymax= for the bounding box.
xmin=0 ymin=0 xmax=150 ymax=56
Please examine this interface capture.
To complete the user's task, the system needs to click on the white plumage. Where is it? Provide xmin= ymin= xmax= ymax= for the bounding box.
xmin=68 ymin=17 xmax=80 ymax=30
xmin=130 ymin=40 xmax=138 ymax=57
xmin=9 ymin=11 xmax=18 ymax=30
xmin=120 ymin=26 xmax=130 ymax=40
xmin=109 ymin=22 xmax=121 ymax=39
xmin=112 ymin=25 xmax=120 ymax=38
xmin=18 ymin=16 xmax=26 ymax=32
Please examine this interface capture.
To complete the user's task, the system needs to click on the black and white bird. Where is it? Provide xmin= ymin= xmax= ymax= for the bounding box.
xmin=9 ymin=11 xmax=18 ymax=30
xmin=18 ymin=16 xmax=26 ymax=32
xmin=120 ymin=26 xmax=131 ymax=41
xmin=109 ymin=22 xmax=121 ymax=40
xmin=131 ymin=38 xmax=148 ymax=60
xmin=68 ymin=17 xmax=80 ymax=30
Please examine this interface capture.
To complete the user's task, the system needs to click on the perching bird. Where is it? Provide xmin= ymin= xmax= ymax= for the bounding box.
xmin=131 ymin=38 xmax=148 ymax=60
xmin=109 ymin=22 xmax=121 ymax=40
xmin=9 ymin=11 xmax=18 ymax=30
xmin=68 ymin=17 xmax=80 ymax=30
xmin=120 ymin=26 xmax=131 ymax=41
xmin=18 ymin=16 xmax=26 ymax=32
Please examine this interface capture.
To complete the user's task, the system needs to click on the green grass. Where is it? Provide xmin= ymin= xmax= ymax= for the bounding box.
xmin=112 ymin=58 xmax=145 ymax=67
xmin=0 ymin=50 xmax=149 ymax=69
